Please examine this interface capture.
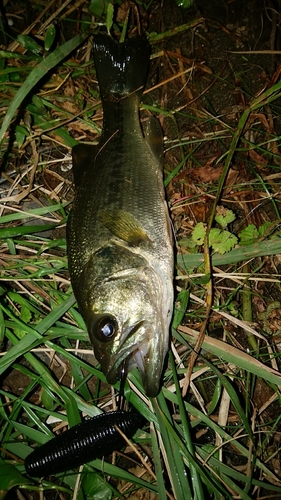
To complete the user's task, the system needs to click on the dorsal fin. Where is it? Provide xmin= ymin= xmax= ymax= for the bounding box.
xmin=145 ymin=116 xmax=163 ymax=166
xmin=72 ymin=144 xmax=97 ymax=187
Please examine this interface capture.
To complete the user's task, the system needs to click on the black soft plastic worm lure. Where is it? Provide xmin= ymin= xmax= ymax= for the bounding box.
xmin=25 ymin=410 xmax=144 ymax=477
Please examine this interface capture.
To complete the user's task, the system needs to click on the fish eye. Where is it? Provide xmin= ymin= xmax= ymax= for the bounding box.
xmin=97 ymin=316 xmax=117 ymax=341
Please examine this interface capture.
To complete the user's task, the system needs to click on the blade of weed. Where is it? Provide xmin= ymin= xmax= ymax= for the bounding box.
xmin=203 ymin=359 xmax=254 ymax=441
xmin=153 ymin=395 xmax=191 ymax=500
xmin=148 ymin=18 xmax=205 ymax=43
xmin=85 ymin=459 xmax=159 ymax=494
xmin=169 ymin=351 xmax=205 ymax=499
xmin=0 ymin=202 xmax=70 ymax=223
xmin=0 ymin=464 xmax=30 ymax=491
xmin=0 ymin=224 xmax=59 ymax=238
xmin=177 ymin=237 xmax=281 ymax=268
xmin=149 ymin=421 xmax=168 ymax=500
xmin=0 ymin=32 xmax=88 ymax=143
xmin=0 ymin=296 xmax=76 ymax=375
xmin=164 ymin=389 xmax=279 ymax=482
xmin=177 ymin=327 xmax=281 ymax=387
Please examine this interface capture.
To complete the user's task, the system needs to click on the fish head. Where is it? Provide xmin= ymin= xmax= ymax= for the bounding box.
xmin=80 ymin=251 xmax=173 ymax=397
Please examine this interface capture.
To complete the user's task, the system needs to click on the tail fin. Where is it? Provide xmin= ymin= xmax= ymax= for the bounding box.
xmin=92 ymin=34 xmax=150 ymax=101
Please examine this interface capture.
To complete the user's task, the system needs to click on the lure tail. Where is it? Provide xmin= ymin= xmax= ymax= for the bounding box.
xmin=92 ymin=34 xmax=150 ymax=102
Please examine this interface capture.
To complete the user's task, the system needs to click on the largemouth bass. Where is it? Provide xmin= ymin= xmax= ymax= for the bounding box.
xmin=67 ymin=34 xmax=174 ymax=397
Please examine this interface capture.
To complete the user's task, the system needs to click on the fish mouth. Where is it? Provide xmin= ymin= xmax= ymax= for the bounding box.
xmin=105 ymin=321 xmax=166 ymax=398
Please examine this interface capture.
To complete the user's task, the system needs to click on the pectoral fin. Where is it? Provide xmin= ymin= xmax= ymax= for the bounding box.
xmin=98 ymin=209 xmax=150 ymax=245
xmin=72 ymin=143 xmax=97 ymax=187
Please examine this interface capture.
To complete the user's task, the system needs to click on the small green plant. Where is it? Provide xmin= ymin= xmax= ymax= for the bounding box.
xmin=239 ymin=221 xmax=273 ymax=245
xmin=188 ymin=207 xmax=277 ymax=254
xmin=191 ymin=207 xmax=238 ymax=254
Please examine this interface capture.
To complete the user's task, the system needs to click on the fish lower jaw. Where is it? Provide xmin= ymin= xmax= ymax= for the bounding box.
xmin=107 ymin=340 xmax=163 ymax=398
xmin=133 ymin=348 xmax=163 ymax=398
xmin=107 ymin=342 xmax=149 ymax=381
xmin=126 ymin=346 xmax=146 ymax=373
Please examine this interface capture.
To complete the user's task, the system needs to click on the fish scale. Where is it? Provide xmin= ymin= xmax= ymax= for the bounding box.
xmin=67 ymin=34 xmax=174 ymax=397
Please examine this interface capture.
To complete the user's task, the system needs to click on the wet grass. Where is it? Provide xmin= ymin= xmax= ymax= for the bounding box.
xmin=1 ymin=1 xmax=281 ymax=499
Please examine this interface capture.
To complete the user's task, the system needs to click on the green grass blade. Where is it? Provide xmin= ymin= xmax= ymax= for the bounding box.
xmin=150 ymin=421 xmax=168 ymax=500
xmin=85 ymin=460 xmax=159 ymax=494
xmin=0 ymin=224 xmax=58 ymax=238
xmin=0 ymin=33 xmax=88 ymax=143
xmin=0 ymin=296 xmax=76 ymax=375
xmin=153 ymin=394 xmax=192 ymax=499
xmin=177 ymin=237 xmax=281 ymax=269
xmin=169 ymin=351 xmax=205 ymax=499
xmin=178 ymin=327 xmax=281 ymax=387
xmin=0 ymin=202 xmax=69 ymax=224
